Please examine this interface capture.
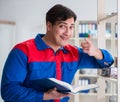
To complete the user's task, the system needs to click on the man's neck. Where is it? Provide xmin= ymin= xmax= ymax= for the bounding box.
xmin=42 ymin=36 xmax=61 ymax=52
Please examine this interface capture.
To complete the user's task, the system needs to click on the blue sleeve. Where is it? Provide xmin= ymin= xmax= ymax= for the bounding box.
xmin=96 ymin=49 xmax=114 ymax=67
xmin=1 ymin=49 xmax=44 ymax=102
xmin=78 ymin=48 xmax=114 ymax=68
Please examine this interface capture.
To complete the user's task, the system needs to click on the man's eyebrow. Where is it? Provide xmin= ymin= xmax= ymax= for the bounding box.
xmin=57 ymin=21 xmax=75 ymax=26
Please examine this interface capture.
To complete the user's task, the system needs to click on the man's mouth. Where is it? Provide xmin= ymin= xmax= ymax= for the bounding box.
xmin=60 ymin=36 xmax=68 ymax=41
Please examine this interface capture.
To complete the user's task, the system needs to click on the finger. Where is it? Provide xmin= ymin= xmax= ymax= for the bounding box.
xmin=82 ymin=48 xmax=89 ymax=53
xmin=59 ymin=93 xmax=71 ymax=99
xmin=81 ymin=38 xmax=86 ymax=43
xmin=81 ymin=42 xmax=90 ymax=49
xmin=81 ymin=43 xmax=89 ymax=48
xmin=54 ymin=87 xmax=57 ymax=91
xmin=84 ymin=38 xmax=92 ymax=45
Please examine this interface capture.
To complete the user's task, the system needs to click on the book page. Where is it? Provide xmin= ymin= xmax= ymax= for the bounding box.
xmin=49 ymin=78 xmax=73 ymax=91
xmin=72 ymin=84 xmax=98 ymax=93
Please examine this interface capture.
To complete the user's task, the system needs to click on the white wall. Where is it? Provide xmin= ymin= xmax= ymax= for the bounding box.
xmin=0 ymin=0 xmax=117 ymax=43
xmin=0 ymin=0 xmax=98 ymax=43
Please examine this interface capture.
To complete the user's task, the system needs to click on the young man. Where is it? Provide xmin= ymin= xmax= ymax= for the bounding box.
xmin=1 ymin=4 xmax=113 ymax=102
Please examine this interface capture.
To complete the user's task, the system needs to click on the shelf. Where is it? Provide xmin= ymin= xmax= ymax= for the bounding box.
xmin=79 ymin=20 xmax=97 ymax=24
xmin=98 ymin=13 xmax=117 ymax=23
xmin=79 ymin=74 xmax=98 ymax=78
xmin=99 ymin=76 xmax=117 ymax=83
xmin=70 ymin=37 xmax=78 ymax=40
xmin=106 ymin=38 xmax=117 ymax=40
xmin=79 ymin=93 xmax=97 ymax=96
xmin=79 ymin=93 xmax=117 ymax=97
xmin=79 ymin=74 xmax=117 ymax=83
xmin=0 ymin=20 xmax=16 ymax=25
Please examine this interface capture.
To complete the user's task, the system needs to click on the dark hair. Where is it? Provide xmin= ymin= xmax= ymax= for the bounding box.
xmin=46 ymin=4 xmax=77 ymax=25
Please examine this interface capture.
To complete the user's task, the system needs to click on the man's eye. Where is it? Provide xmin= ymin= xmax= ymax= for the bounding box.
xmin=70 ymin=26 xmax=75 ymax=30
xmin=59 ymin=25 xmax=66 ymax=28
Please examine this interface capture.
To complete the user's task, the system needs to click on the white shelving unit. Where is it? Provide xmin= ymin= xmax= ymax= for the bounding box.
xmin=97 ymin=0 xmax=118 ymax=102
xmin=117 ymin=1 xmax=120 ymax=102
xmin=69 ymin=0 xmax=118 ymax=102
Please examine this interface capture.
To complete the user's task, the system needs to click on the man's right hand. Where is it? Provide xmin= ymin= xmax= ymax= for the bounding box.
xmin=43 ymin=87 xmax=71 ymax=100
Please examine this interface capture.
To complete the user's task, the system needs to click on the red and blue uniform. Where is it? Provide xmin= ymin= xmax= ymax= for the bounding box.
xmin=1 ymin=34 xmax=114 ymax=102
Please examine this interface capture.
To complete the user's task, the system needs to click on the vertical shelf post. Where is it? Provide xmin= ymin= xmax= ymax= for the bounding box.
xmin=97 ymin=0 xmax=106 ymax=49
xmin=117 ymin=0 xmax=120 ymax=101
xmin=97 ymin=0 xmax=106 ymax=102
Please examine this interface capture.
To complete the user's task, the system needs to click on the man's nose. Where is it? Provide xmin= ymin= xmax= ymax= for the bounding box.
xmin=64 ymin=27 xmax=71 ymax=35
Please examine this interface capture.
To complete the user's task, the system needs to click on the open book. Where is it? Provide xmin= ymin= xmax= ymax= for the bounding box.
xmin=31 ymin=78 xmax=99 ymax=94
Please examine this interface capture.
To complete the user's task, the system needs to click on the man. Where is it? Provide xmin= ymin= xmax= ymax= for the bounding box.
xmin=1 ymin=4 xmax=113 ymax=102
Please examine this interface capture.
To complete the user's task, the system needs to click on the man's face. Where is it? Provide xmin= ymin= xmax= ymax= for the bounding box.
xmin=47 ymin=18 xmax=75 ymax=47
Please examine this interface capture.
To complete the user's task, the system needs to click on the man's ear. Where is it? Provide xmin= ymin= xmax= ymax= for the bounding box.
xmin=46 ymin=21 xmax=52 ymax=31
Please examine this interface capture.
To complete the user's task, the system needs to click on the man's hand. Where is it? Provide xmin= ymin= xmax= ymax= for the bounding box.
xmin=43 ymin=88 xmax=71 ymax=100
xmin=81 ymin=38 xmax=103 ymax=60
